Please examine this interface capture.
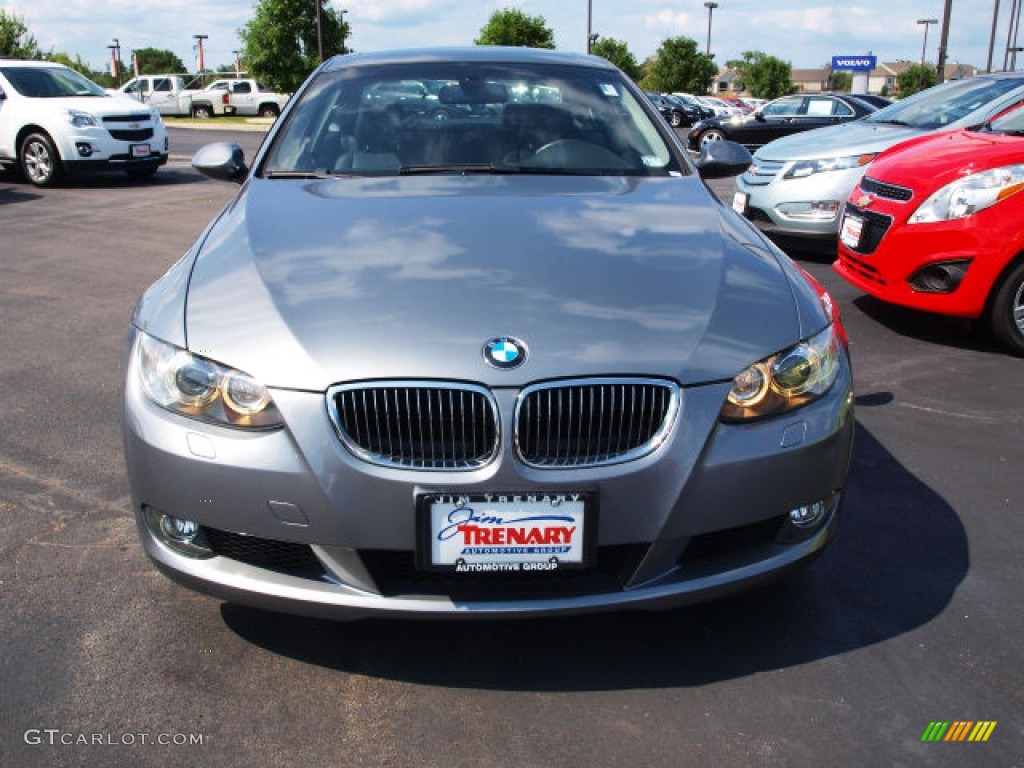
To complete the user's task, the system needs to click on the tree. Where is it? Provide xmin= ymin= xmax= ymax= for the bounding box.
xmin=0 ymin=9 xmax=40 ymax=58
xmin=643 ymin=37 xmax=715 ymax=94
xmin=240 ymin=0 xmax=350 ymax=93
xmin=476 ymin=9 xmax=555 ymax=49
xmin=726 ymin=51 xmax=795 ymax=99
xmin=591 ymin=38 xmax=641 ymax=81
xmin=898 ymin=63 xmax=936 ymax=98
xmin=134 ymin=47 xmax=186 ymax=75
xmin=827 ymin=69 xmax=853 ymax=92
xmin=45 ymin=52 xmax=96 ymax=78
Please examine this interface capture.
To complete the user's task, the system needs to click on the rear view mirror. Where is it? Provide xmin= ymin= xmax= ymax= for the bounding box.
xmin=192 ymin=142 xmax=248 ymax=184
xmin=696 ymin=140 xmax=752 ymax=180
xmin=439 ymin=82 xmax=508 ymax=105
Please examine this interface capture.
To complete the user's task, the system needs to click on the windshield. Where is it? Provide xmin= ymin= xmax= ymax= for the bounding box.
xmin=866 ymin=76 xmax=1024 ymax=130
xmin=0 ymin=66 xmax=107 ymax=98
xmin=261 ymin=61 xmax=681 ymax=177
xmin=990 ymin=103 xmax=1024 ymax=134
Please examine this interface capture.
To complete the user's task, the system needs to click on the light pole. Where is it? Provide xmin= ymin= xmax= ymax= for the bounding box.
xmin=917 ymin=18 xmax=938 ymax=65
xmin=340 ymin=9 xmax=349 ymax=55
xmin=232 ymin=50 xmax=241 ymax=78
xmin=108 ymin=39 xmax=121 ymax=86
xmin=193 ymin=34 xmax=208 ymax=82
xmin=588 ymin=33 xmax=599 ymax=54
xmin=704 ymin=2 xmax=719 ymax=58
xmin=316 ymin=0 xmax=323 ymax=62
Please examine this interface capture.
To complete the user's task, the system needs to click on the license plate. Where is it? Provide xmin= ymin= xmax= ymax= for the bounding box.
xmin=419 ymin=493 xmax=593 ymax=572
xmin=131 ymin=144 xmax=151 ymax=158
xmin=840 ymin=213 xmax=863 ymax=249
xmin=732 ymin=191 xmax=748 ymax=214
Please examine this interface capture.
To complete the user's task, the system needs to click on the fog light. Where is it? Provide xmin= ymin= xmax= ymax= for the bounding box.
xmin=789 ymin=501 xmax=828 ymax=528
xmin=143 ymin=506 xmax=214 ymax=558
xmin=908 ymin=260 xmax=971 ymax=293
xmin=160 ymin=515 xmax=200 ymax=542
xmin=76 ymin=143 xmax=93 ymax=157
xmin=776 ymin=201 xmax=840 ymax=222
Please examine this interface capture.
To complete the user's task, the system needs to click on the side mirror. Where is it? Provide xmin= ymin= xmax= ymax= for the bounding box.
xmin=696 ymin=140 xmax=752 ymax=180
xmin=192 ymin=142 xmax=248 ymax=184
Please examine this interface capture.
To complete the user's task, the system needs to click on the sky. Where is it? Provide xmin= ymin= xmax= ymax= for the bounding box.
xmin=2 ymin=0 xmax=1020 ymax=76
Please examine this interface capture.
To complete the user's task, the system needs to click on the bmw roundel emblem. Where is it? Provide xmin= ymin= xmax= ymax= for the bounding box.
xmin=483 ymin=337 xmax=527 ymax=370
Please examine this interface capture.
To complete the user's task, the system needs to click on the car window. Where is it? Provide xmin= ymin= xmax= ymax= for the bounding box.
xmin=989 ymin=102 xmax=1024 ymax=133
xmin=0 ymin=66 xmax=107 ymax=97
xmin=233 ymin=82 xmax=252 ymax=94
xmin=154 ymin=78 xmax=172 ymax=92
xmin=262 ymin=62 xmax=682 ymax=177
xmin=762 ymin=97 xmax=802 ymax=117
xmin=868 ymin=76 xmax=1024 ymax=129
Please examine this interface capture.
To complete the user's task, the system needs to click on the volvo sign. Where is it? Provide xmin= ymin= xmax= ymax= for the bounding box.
xmin=831 ymin=55 xmax=877 ymax=71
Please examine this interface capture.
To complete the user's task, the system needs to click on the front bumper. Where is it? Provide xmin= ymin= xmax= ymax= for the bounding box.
xmin=835 ymin=197 xmax=1020 ymax=319
xmin=735 ymin=164 xmax=868 ymax=240
xmin=54 ymin=124 xmax=169 ymax=174
xmin=124 ymin=334 xmax=855 ymax=620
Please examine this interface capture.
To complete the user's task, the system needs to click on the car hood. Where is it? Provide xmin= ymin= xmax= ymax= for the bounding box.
xmin=757 ymin=119 xmax=927 ymax=161
xmin=183 ymin=175 xmax=804 ymax=390
xmin=41 ymin=95 xmax=159 ymax=117
xmin=867 ymin=129 xmax=1024 ymax=193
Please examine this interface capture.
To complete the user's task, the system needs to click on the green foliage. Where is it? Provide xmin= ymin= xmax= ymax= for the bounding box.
xmin=898 ymin=63 xmax=937 ymax=98
xmin=45 ymin=52 xmax=94 ymax=77
xmin=726 ymin=51 xmax=795 ymax=99
xmin=828 ymin=70 xmax=853 ymax=92
xmin=240 ymin=0 xmax=350 ymax=93
xmin=0 ymin=9 xmax=40 ymax=58
xmin=133 ymin=47 xmax=186 ymax=75
xmin=475 ymin=8 xmax=555 ymax=49
xmin=590 ymin=38 xmax=641 ymax=81
xmin=643 ymin=37 xmax=715 ymax=94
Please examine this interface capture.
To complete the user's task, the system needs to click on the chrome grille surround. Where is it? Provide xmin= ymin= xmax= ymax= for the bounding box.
xmin=515 ymin=378 xmax=681 ymax=469
xmin=327 ymin=381 xmax=500 ymax=471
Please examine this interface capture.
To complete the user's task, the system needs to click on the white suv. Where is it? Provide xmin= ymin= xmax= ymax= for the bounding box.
xmin=0 ymin=60 xmax=169 ymax=186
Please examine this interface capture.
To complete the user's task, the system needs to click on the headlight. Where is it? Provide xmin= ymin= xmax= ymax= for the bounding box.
xmin=720 ymin=324 xmax=842 ymax=422
xmin=783 ymin=154 xmax=876 ymax=180
xmin=134 ymin=332 xmax=283 ymax=429
xmin=67 ymin=109 xmax=100 ymax=128
xmin=908 ymin=164 xmax=1024 ymax=223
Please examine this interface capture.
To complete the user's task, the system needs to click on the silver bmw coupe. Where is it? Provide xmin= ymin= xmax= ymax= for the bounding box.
xmin=123 ymin=47 xmax=854 ymax=620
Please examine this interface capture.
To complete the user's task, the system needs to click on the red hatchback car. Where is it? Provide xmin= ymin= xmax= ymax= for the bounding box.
xmin=835 ymin=103 xmax=1024 ymax=355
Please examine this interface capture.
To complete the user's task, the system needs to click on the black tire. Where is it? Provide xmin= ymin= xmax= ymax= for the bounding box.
xmin=125 ymin=166 xmax=159 ymax=179
xmin=258 ymin=104 xmax=280 ymax=118
xmin=670 ymin=110 xmax=683 ymax=127
xmin=987 ymin=259 xmax=1024 ymax=356
xmin=699 ymin=128 xmax=726 ymax=148
xmin=19 ymin=132 xmax=62 ymax=187
xmin=192 ymin=104 xmax=213 ymax=119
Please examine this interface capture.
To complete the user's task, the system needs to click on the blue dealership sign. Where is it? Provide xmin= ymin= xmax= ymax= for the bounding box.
xmin=831 ymin=55 xmax=877 ymax=71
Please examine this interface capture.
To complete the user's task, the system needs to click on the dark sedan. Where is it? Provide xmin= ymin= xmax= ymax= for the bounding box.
xmin=646 ymin=92 xmax=701 ymax=127
xmin=688 ymin=93 xmax=877 ymax=151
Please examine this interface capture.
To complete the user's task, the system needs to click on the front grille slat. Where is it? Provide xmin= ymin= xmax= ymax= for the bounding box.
xmin=861 ymin=176 xmax=913 ymax=202
xmin=329 ymin=382 xmax=498 ymax=470
xmin=516 ymin=378 xmax=680 ymax=469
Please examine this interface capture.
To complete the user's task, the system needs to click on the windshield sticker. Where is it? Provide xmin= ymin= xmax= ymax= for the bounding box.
xmin=599 ymin=83 xmax=619 ymax=97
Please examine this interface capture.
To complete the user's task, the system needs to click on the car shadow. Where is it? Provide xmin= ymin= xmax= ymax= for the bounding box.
xmin=0 ymin=186 xmax=43 ymax=205
xmin=852 ymin=295 xmax=1002 ymax=354
xmin=221 ymin=420 xmax=968 ymax=691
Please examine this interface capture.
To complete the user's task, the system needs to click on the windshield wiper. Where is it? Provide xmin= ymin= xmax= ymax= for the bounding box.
xmin=871 ymin=118 xmax=913 ymax=127
xmin=264 ymin=170 xmax=338 ymax=179
xmin=400 ymin=164 xmax=509 ymax=175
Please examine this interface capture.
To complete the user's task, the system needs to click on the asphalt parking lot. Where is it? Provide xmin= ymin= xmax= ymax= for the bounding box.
xmin=0 ymin=127 xmax=1020 ymax=767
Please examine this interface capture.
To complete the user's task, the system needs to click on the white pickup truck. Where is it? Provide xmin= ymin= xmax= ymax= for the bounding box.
xmin=116 ymin=75 xmax=230 ymax=118
xmin=204 ymin=79 xmax=290 ymax=118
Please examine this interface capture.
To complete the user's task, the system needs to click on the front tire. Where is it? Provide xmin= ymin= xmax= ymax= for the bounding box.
xmin=20 ymin=132 xmax=62 ymax=187
xmin=987 ymin=260 xmax=1024 ymax=356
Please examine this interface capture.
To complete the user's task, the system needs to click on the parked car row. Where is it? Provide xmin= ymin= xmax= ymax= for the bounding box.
xmin=717 ymin=72 xmax=1024 ymax=356
xmin=114 ymin=75 xmax=290 ymax=119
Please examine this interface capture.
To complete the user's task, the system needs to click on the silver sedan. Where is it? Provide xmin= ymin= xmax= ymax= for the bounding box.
xmin=123 ymin=47 xmax=854 ymax=620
